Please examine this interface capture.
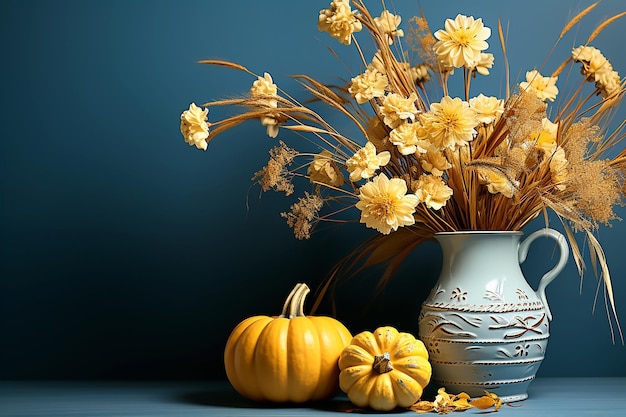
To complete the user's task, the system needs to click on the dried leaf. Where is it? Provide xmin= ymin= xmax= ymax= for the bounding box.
xmin=470 ymin=395 xmax=496 ymax=410
xmin=410 ymin=389 xmax=504 ymax=414
xmin=411 ymin=401 xmax=436 ymax=413
xmin=451 ymin=392 xmax=473 ymax=411
xmin=470 ymin=391 xmax=503 ymax=412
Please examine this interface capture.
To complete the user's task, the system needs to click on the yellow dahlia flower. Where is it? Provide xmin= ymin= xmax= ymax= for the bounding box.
xmin=413 ymin=174 xmax=453 ymax=210
xmin=434 ymin=14 xmax=491 ymax=69
xmin=419 ymin=148 xmax=452 ymax=177
xmin=389 ymin=122 xmax=429 ymax=156
xmin=380 ymin=92 xmax=419 ymax=128
xmin=349 ymin=68 xmax=388 ymax=104
xmin=356 ymin=173 xmax=419 ymax=234
xmin=346 ymin=141 xmax=391 ymax=182
xmin=419 ymin=96 xmax=478 ymax=150
xmin=519 ymin=70 xmax=559 ymax=102
xmin=469 ymin=93 xmax=504 ymax=124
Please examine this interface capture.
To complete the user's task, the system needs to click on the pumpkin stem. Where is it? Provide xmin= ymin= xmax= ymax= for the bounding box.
xmin=279 ymin=283 xmax=310 ymax=319
xmin=373 ymin=352 xmax=394 ymax=374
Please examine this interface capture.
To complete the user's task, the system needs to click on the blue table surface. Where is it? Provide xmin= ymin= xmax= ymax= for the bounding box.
xmin=1 ymin=378 xmax=625 ymax=416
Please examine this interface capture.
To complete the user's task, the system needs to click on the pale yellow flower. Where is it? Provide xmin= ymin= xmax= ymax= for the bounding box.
xmin=374 ymin=10 xmax=404 ymax=45
xmin=572 ymin=45 xmax=622 ymax=97
xmin=469 ymin=93 xmax=504 ymax=124
xmin=597 ymin=69 xmax=622 ymax=98
xmin=534 ymin=118 xmax=559 ymax=155
xmin=519 ymin=70 xmax=559 ymax=102
xmin=413 ymin=174 xmax=453 ymax=210
xmin=346 ymin=142 xmax=391 ymax=182
xmin=419 ymin=96 xmax=478 ymax=150
xmin=471 ymin=52 xmax=494 ymax=76
xmin=389 ymin=122 xmax=430 ymax=155
xmin=356 ymin=173 xmax=419 ymax=234
xmin=572 ymin=46 xmax=622 ymax=97
xmin=542 ymin=117 xmax=559 ymax=137
xmin=318 ymin=0 xmax=362 ymax=45
xmin=250 ymin=72 xmax=281 ymax=138
xmin=349 ymin=68 xmax=388 ymax=104
xmin=260 ymin=118 xmax=280 ymax=138
xmin=572 ymin=45 xmax=612 ymax=80
xmin=477 ymin=167 xmax=516 ymax=198
xmin=419 ymin=148 xmax=452 ymax=176
xmin=434 ymin=14 xmax=491 ymax=68
xmin=180 ymin=103 xmax=209 ymax=151
xmin=308 ymin=150 xmax=344 ymax=187
xmin=550 ymin=147 xmax=568 ymax=190
xmin=250 ymin=72 xmax=278 ymax=104
xmin=380 ymin=92 xmax=419 ymax=128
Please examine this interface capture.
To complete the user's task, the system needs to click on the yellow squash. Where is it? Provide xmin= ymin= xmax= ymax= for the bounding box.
xmin=224 ymin=283 xmax=352 ymax=403
xmin=338 ymin=326 xmax=432 ymax=411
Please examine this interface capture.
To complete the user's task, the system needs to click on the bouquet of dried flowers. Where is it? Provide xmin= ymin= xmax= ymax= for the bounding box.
xmin=180 ymin=1 xmax=625 ymax=339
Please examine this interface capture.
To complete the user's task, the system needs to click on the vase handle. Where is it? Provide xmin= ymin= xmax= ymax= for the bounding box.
xmin=518 ymin=228 xmax=569 ymax=321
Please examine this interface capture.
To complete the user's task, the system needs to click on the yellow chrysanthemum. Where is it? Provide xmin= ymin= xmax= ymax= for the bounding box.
xmin=469 ymin=93 xmax=504 ymax=124
xmin=433 ymin=14 xmax=491 ymax=69
xmin=597 ymin=69 xmax=622 ymax=98
xmin=346 ymin=142 xmax=391 ymax=182
xmin=572 ymin=45 xmax=612 ymax=81
xmin=374 ymin=10 xmax=404 ymax=45
xmin=471 ymin=52 xmax=494 ymax=75
xmin=413 ymin=174 xmax=453 ymax=210
xmin=250 ymin=72 xmax=278 ymax=104
xmin=419 ymin=148 xmax=452 ymax=177
xmin=389 ymin=122 xmax=430 ymax=156
xmin=519 ymin=70 xmax=559 ymax=102
xmin=349 ymin=68 xmax=388 ymax=104
xmin=318 ymin=0 xmax=362 ymax=45
xmin=573 ymin=46 xmax=624 ymax=98
xmin=380 ymin=92 xmax=419 ymax=128
xmin=419 ymin=96 xmax=478 ymax=150
xmin=308 ymin=150 xmax=344 ymax=187
xmin=249 ymin=72 xmax=281 ymax=138
xmin=180 ymin=103 xmax=209 ymax=151
xmin=356 ymin=173 xmax=419 ymax=234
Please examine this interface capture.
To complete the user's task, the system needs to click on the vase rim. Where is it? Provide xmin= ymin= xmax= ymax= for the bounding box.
xmin=435 ymin=230 xmax=524 ymax=236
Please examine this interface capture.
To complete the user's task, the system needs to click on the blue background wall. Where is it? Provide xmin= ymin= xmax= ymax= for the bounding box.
xmin=1 ymin=0 xmax=625 ymax=380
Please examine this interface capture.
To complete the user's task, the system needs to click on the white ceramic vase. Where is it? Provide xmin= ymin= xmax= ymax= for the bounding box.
xmin=418 ymin=229 xmax=569 ymax=402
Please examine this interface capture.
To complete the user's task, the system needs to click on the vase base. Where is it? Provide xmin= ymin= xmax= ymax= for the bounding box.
xmin=497 ymin=393 xmax=528 ymax=403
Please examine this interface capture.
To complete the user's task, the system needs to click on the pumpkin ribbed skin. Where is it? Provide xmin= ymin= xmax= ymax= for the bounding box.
xmin=223 ymin=284 xmax=352 ymax=403
xmin=338 ymin=326 xmax=432 ymax=411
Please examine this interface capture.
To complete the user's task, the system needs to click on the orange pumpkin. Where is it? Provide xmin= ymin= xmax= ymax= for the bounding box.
xmin=223 ymin=283 xmax=352 ymax=402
